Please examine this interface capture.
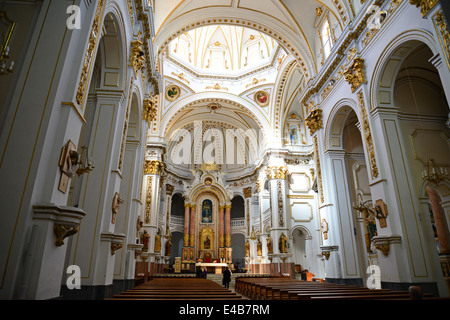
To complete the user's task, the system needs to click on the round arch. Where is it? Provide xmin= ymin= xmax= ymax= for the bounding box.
xmin=369 ymin=29 xmax=444 ymax=110
xmin=324 ymin=98 xmax=360 ymax=152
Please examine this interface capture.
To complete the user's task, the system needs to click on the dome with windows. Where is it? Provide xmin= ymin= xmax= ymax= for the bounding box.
xmin=167 ymin=25 xmax=280 ymax=77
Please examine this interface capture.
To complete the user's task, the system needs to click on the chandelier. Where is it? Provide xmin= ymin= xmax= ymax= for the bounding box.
xmin=422 ymin=159 xmax=448 ymax=185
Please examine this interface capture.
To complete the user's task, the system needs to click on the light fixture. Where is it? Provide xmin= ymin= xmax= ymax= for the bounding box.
xmin=422 ymin=158 xmax=448 ymax=185
xmin=0 ymin=11 xmax=15 ymax=75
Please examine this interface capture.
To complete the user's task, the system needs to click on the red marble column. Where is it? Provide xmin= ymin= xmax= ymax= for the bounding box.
xmin=219 ymin=205 xmax=225 ymax=247
xmin=427 ymin=186 xmax=450 ymax=254
xmin=183 ymin=203 xmax=190 ymax=246
xmin=190 ymin=205 xmax=196 ymax=247
xmin=225 ymin=204 xmax=231 ymax=247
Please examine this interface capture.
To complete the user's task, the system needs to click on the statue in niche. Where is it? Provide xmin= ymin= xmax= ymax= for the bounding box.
xmin=154 ymin=230 xmax=161 ymax=253
xmin=245 ymin=240 xmax=250 ymax=257
xmin=141 ymin=230 xmax=150 ymax=252
xmin=267 ymin=235 xmax=273 ymax=254
xmin=165 ymin=233 xmax=172 ymax=256
xmin=279 ymin=233 xmax=288 ymax=253
xmin=257 ymin=239 xmax=262 ymax=256
xmin=290 ymin=127 xmax=299 ymax=145
xmin=202 ymin=199 xmax=213 ymax=223
xmin=204 ymin=235 xmax=211 ymax=250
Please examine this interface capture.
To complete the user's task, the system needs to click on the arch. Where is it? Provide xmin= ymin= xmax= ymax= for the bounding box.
xmin=96 ymin=5 xmax=128 ymax=92
xmin=370 ymin=29 xmax=443 ymax=110
xmin=324 ymin=98 xmax=360 ymax=152
xmin=289 ymin=225 xmax=312 ymax=239
xmin=161 ymin=92 xmax=270 ymax=139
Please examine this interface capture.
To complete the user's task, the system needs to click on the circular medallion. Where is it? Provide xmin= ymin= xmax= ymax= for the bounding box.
xmin=166 ymin=85 xmax=180 ymax=101
xmin=254 ymin=90 xmax=269 ymax=107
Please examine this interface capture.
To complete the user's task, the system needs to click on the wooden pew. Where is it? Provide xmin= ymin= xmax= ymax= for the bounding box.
xmin=108 ymin=278 xmax=245 ymax=300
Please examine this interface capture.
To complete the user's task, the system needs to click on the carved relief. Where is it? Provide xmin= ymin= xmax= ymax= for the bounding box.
xmin=130 ymin=39 xmax=145 ymax=76
xmin=305 ymin=108 xmax=323 ymax=135
xmin=76 ymin=0 xmax=106 ymax=106
xmin=344 ymin=57 xmax=366 ymax=92
xmin=357 ymin=91 xmax=379 ymax=179
xmin=277 ymin=181 xmax=284 ymax=227
xmin=143 ymin=95 xmax=158 ymax=125
xmin=409 ymin=0 xmax=439 ymax=17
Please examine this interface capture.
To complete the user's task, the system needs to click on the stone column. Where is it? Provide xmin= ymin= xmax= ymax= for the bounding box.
xmin=190 ymin=205 xmax=196 ymax=247
xmin=183 ymin=203 xmax=190 ymax=247
xmin=225 ymin=204 xmax=232 ymax=247
xmin=219 ymin=205 xmax=225 ymax=248
xmin=427 ymin=186 xmax=450 ymax=254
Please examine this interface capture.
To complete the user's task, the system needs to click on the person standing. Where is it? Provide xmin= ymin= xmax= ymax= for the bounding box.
xmin=222 ymin=267 xmax=231 ymax=289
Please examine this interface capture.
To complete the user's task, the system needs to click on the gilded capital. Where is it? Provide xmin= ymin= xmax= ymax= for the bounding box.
xmin=166 ymin=184 xmax=174 ymax=195
xmin=305 ymin=108 xmax=323 ymax=135
xmin=144 ymin=160 xmax=164 ymax=175
xmin=243 ymin=187 xmax=252 ymax=198
xmin=265 ymin=166 xmax=288 ymax=180
xmin=344 ymin=57 xmax=366 ymax=92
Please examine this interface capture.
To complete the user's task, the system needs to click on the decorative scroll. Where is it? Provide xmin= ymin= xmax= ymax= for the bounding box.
xmin=76 ymin=0 xmax=106 ymax=106
xmin=357 ymin=91 xmax=379 ymax=179
xmin=305 ymin=108 xmax=323 ymax=135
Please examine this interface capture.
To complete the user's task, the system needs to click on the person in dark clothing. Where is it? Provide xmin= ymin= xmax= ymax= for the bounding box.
xmin=222 ymin=267 xmax=231 ymax=288
xmin=202 ymin=268 xmax=207 ymax=279
xmin=196 ymin=267 xmax=203 ymax=278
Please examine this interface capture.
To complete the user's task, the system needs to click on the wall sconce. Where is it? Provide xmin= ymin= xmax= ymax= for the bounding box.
xmin=76 ymin=146 xmax=95 ymax=176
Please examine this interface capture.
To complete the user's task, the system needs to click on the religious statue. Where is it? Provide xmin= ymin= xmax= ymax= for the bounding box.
xmin=202 ymin=199 xmax=213 ymax=223
xmin=257 ymin=239 xmax=262 ymax=256
xmin=204 ymin=235 xmax=211 ymax=249
xmin=154 ymin=230 xmax=161 ymax=252
xmin=165 ymin=234 xmax=172 ymax=256
xmin=136 ymin=215 xmax=142 ymax=237
xmin=267 ymin=235 xmax=273 ymax=254
xmin=245 ymin=240 xmax=250 ymax=257
xmin=279 ymin=233 xmax=288 ymax=253
xmin=111 ymin=192 xmax=123 ymax=224
xmin=374 ymin=199 xmax=388 ymax=228
xmin=320 ymin=218 xmax=329 ymax=240
xmin=141 ymin=230 xmax=150 ymax=252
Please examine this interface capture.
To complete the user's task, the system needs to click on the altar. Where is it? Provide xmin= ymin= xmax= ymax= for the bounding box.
xmin=196 ymin=262 xmax=228 ymax=274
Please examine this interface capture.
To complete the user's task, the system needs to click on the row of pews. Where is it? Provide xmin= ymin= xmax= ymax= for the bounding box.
xmin=106 ymin=277 xmax=245 ymax=300
xmin=235 ymin=276 xmax=441 ymax=300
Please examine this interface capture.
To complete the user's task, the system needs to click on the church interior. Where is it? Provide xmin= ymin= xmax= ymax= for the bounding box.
xmin=0 ymin=0 xmax=450 ymax=302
